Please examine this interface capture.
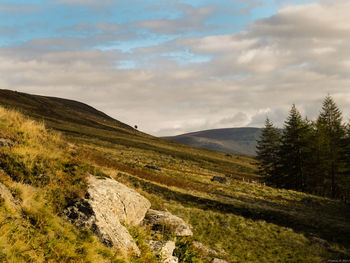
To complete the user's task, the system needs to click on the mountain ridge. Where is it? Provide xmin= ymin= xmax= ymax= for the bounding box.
xmin=164 ymin=127 xmax=262 ymax=156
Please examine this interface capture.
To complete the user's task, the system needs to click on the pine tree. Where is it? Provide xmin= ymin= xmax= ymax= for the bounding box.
xmin=316 ymin=95 xmax=346 ymax=198
xmin=303 ymin=120 xmax=324 ymax=195
xmin=279 ymin=105 xmax=311 ymax=191
xmin=256 ymin=117 xmax=280 ymax=185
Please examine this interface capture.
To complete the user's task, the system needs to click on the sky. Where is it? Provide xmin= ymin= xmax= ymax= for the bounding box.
xmin=1 ymin=0 xmax=350 ymax=136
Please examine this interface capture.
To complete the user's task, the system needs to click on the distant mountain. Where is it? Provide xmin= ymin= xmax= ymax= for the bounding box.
xmin=164 ymin=127 xmax=262 ymax=156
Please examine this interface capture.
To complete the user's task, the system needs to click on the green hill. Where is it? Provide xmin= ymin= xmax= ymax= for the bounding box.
xmin=164 ymin=128 xmax=262 ymax=156
xmin=0 ymin=89 xmax=349 ymax=262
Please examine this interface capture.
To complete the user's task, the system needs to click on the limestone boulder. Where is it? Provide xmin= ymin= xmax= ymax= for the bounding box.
xmin=144 ymin=209 xmax=193 ymax=237
xmin=64 ymin=199 xmax=139 ymax=254
xmin=87 ymin=175 xmax=151 ymax=225
xmin=64 ymin=175 xmax=152 ymax=255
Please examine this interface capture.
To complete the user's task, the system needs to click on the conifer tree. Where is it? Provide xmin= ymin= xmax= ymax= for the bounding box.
xmin=256 ymin=117 xmax=280 ymax=184
xmin=279 ymin=105 xmax=311 ymax=190
xmin=316 ymin=95 xmax=346 ymax=198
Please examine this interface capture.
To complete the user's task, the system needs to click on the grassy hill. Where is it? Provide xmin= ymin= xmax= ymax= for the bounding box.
xmin=0 ymin=89 xmax=349 ymax=262
xmin=164 ymin=128 xmax=261 ymax=156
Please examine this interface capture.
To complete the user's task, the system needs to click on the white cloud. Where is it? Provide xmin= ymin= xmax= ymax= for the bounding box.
xmin=2 ymin=1 xmax=350 ymax=136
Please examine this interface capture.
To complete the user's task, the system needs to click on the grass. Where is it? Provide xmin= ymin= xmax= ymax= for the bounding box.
xmin=168 ymin=203 xmax=326 ymax=263
xmin=0 ymin=107 xmax=129 ymax=262
xmin=69 ymin=127 xmax=350 ymax=261
xmin=0 ymin=179 xmax=126 ymax=263
xmin=0 ymin=91 xmax=349 ymax=262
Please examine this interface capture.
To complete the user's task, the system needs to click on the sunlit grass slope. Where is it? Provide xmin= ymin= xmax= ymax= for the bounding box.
xmin=0 ymin=90 xmax=350 ymax=262
xmin=0 ymin=107 xmax=157 ymax=263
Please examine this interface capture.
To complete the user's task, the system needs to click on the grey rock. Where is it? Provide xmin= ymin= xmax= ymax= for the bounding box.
xmin=193 ymin=241 xmax=218 ymax=256
xmin=211 ymin=258 xmax=228 ymax=263
xmin=147 ymin=240 xmax=164 ymax=253
xmin=147 ymin=240 xmax=178 ymax=263
xmin=161 ymin=241 xmax=178 ymax=263
xmin=88 ymin=175 xmax=151 ymax=225
xmin=64 ymin=175 xmax=152 ymax=255
xmin=211 ymin=176 xmax=228 ymax=184
xmin=0 ymin=138 xmax=13 ymax=147
xmin=144 ymin=209 xmax=193 ymax=237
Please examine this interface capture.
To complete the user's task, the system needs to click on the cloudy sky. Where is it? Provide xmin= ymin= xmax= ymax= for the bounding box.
xmin=1 ymin=0 xmax=350 ymax=136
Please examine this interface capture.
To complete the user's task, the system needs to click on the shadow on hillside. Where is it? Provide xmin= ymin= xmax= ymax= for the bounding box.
xmin=117 ymin=173 xmax=350 ymax=250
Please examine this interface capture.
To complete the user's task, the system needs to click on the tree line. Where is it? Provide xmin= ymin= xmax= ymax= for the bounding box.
xmin=256 ymin=95 xmax=350 ymax=201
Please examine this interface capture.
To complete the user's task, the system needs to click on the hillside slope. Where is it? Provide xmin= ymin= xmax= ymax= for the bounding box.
xmin=0 ymin=89 xmax=135 ymax=135
xmin=0 ymin=90 xmax=349 ymax=262
xmin=164 ymin=128 xmax=261 ymax=156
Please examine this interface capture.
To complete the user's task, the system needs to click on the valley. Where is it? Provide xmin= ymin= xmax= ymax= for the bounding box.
xmin=0 ymin=89 xmax=349 ymax=262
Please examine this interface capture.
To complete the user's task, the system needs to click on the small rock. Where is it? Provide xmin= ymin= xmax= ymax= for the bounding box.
xmin=145 ymin=165 xmax=162 ymax=171
xmin=147 ymin=240 xmax=178 ymax=263
xmin=211 ymin=258 xmax=228 ymax=263
xmin=211 ymin=176 xmax=228 ymax=184
xmin=144 ymin=209 xmax=193 ymax=237
xmin=193 ymin=241 xmax=218 ymax=256
xmin=0 ymin=138 xmax=13 ymax=147
xmin=161 ymin=241 xmax=178 ymax=263
xmin=147 ymin=240 xmax=164 ymax=253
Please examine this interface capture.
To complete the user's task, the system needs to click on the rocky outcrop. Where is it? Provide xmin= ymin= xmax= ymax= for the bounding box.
xmin=144 ymin=209 xmax=193 ymax=237
xmin=87 ymin=175 xmax=151 ymax=225
xmin=64 ymin=175 xmax=151 ymax=255
xmin=147 ymin=240 xmax=178 ymax=263
xmin=64 ymin=198 xmax=138 ymax=253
